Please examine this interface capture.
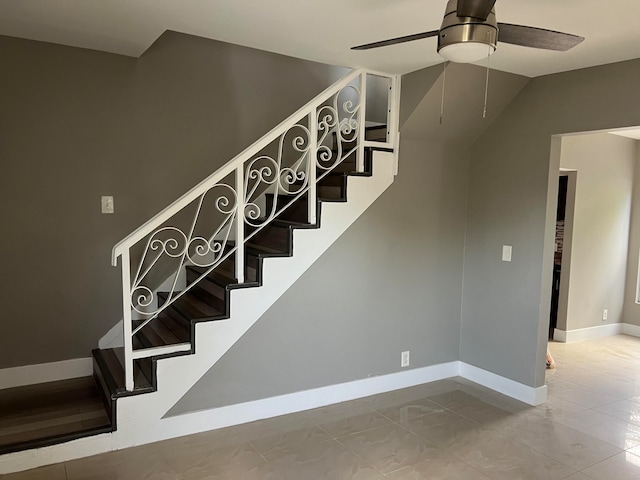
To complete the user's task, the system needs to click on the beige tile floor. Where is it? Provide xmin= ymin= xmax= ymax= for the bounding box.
xmin=4 ymin=334 xmax=640 ymax=479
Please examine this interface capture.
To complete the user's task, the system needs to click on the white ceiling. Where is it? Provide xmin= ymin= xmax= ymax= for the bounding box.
xmin=1 ymin=0 xmax=639 ymax=78
xmin=610 ymin=128 xmax=640 ymax=140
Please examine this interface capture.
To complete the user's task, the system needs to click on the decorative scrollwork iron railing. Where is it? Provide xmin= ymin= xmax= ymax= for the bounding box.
xmin=112 ymin=68 xmax=400 ymax=390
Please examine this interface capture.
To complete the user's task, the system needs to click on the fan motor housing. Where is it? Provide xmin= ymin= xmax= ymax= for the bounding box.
xmin=438 ymin=0 xmax=498 ymax=53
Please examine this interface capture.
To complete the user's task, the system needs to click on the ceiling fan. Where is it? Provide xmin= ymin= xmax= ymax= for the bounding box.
xmin=352 ymin=0 xmax=584 ymax=63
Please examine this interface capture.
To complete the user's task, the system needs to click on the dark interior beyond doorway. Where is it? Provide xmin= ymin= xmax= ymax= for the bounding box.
xmin=549 ymin=175 xmax=568 ymax=339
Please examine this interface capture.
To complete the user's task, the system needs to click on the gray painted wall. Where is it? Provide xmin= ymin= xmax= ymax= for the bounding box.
xmin=623 ymin=140 xmax=640 ymax=326
xmin=401 ymin=63 xmax=529 ymax=145
xmin=461 ymin=59 xmax=640 ymax=389
xmin=168 ymin=137 xmax=470 ymax=415
xmin=169 ymin=63 xmax=529 ymax=415
xmin=0 ymin=32 xmax=346 ymax=369
xmin=557 ymin=133 xmax=636 ymax=332
xmin=399 ymin=66 xmax=442 ymax=129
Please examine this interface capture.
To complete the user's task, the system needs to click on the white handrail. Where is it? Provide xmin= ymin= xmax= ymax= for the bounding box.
xmin=111 ymin=68 xmax=365 ymax=266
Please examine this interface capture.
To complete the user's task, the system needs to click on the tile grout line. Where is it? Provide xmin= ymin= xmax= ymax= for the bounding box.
xmin=246 ymin=440 xmax=270 ymax=464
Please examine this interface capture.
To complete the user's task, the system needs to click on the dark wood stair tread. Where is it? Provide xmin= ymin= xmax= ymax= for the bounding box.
xmin=188 ymin=283 xmax=227 ymax=313
xmin=133 ymin=312 xmax=191 ymax=349
xmin=245 ymin=242 xmax=290 ymax=256
xmin=93 ymin=348 xmax=153 ymax=396
xmin=187 ymin=265 xmax=238 ymax=286
xmin=365 ymin=125 xmax=388 ymax=141
xmin=271 ymin=218 xmax=315 ymax=229
xmin=158 ymin=291 xmax=224 ymax=320
xmin=186 ymin=266 xmax=254 ymax=298
xmin=0 ymin=377 xmax=111 ymax=454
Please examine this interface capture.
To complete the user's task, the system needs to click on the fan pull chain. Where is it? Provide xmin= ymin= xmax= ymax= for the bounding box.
xmin=483 ymin=37 xmax=491 ymax=119
xmin=440 ymin=61 xmax=447 ymax=125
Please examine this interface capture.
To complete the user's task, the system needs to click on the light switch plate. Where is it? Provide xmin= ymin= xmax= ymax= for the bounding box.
xmin=101 ymin=196 xmax=114 ymax=214
xmin=502 ymin=245 xmax=512 ymax=262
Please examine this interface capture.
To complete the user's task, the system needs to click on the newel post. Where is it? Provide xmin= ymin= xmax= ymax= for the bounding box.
xmin=120 ymin=250 xmax=134 ymax=391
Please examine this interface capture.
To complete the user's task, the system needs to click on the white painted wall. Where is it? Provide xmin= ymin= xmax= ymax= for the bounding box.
xmin=558 ymin=132 xmax=636 ymax=332
xmin=623 ymin=140 xmax=640 ymax=326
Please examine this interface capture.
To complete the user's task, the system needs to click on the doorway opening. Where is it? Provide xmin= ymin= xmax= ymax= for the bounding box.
xmin=544 ymin=128 xmax=639 ymax=368
xmin=549 ymin=174 xmax=568 ymax=339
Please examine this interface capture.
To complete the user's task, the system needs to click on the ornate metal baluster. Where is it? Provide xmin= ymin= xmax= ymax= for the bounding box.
xmin=357 ymin=73 xmax=367 ymax=172
xmin=243 ymin=124 xmax=311 ymax=234
xmin=316 ymin=84 xmax=361 ymax=178
xmin=308 ymin=112 xmax=318 ymax=224
xmin=235 ymin=168 xmax=245 ymax=283
xmin=129 ymin=184 xmax=237 ymax=336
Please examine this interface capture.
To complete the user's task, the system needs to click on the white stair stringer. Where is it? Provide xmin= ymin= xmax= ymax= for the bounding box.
xmin=112 ymin=150 xmax=396 ymax=449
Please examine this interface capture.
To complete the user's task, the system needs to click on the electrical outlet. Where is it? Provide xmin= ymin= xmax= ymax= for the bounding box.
xmin=603 ymin=309 xmax=608 ymax=321
xmin=401 ymin=351 xmax=410 ymax=368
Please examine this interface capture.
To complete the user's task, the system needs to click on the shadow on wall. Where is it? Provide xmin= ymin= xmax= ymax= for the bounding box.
xmin=0 ymin=30 xmax=350 ymax=369
xmin=400 ymin=63 xmax=529 ymax=145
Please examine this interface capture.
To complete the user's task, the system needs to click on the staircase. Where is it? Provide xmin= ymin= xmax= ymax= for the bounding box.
xmin=93 ymin=137 xmax=387 ymax=427
xmin=0 ymin=69 xmax=399 ymax=468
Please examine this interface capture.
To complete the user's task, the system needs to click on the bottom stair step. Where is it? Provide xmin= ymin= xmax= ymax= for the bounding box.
xmin=0 ymin=376 xmax=111 ymax=455
xmin=93 ymin=348 xmax=154 ymax=397
xmin=92 ymin=347 xmax=155 ymax=431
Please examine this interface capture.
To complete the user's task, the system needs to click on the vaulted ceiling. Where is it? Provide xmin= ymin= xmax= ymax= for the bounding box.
xmin=1 ymin=0 xmax=639 ymax=77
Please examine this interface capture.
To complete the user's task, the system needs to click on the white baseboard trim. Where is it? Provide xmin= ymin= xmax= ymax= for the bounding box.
xmin=134 ymin=361 xmax=544 ymax=448
xmin=553 ymin=328 xmax=567 ymax=342
xmin=146 ymin=362 xmax=461 ymax=445
xmin=623 ymin=323 xmax=640 ymax=338
xmin=554 ymin=323 xmax=624 ymax=343
xmin=0 ymin=363 xmax=459 ymax=474
xmin=0 ymin=359 xmax=546 ymax=474
xmin=459 ymin=362 xmax=547 ymax=406
xmin=0 ymin=358 xmax=93 ymax=391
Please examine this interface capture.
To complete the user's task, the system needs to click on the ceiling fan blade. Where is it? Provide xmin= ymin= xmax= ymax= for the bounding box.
xmin=456 ymin=0 xmax=497 ymax=20
xmin=498 ymin=23 xmax=584 ymax=51
xmin=351 ymin=30 xmax=439 ymax=50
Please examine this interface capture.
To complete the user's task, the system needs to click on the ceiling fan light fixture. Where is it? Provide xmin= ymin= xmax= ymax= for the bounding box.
xmin=350 ymin=0 xmax=585 ymax=57
xmin=437 ymin=0 xmax=497 ymax=63
xmin=438 ymin=42 xmax=495 ymax=63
